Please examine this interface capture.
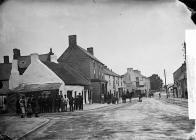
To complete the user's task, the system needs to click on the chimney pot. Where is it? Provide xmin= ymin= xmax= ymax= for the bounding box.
xmin=87 ymin=47 xmax=94 ymax=55
xmin=69 ymin=35 xmax=77 ymax=47
xmin=4 ymin=56 xmax=9 ymax=64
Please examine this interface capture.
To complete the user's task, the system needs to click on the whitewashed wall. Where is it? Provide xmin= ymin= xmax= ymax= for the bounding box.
xmin=21 ymin=54 xmax=63 ymax=85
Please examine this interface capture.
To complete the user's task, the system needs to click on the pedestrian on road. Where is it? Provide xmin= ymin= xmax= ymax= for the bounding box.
xmin=26 ymin=98 xmax=33 ymax=118
xmin=31 ymin=96 xmax=39 ymax=117
xmin=16 ymin=96 xmax=21 ymax=116
xmin=19 ymin=96 xmax=25 ymax=118
xmin=60 ymin=94 xmax=65 ymax=112
xmin=74 ymin=96 xmax=79 ymax=110
xmin=69 ymin=96 xmax=74 ymax=112
xmin=64 ymin=95 xmax=69 ymax=112
xmin=48 ymin=94 xmax=53 ymax=113
xmin=159 ymin=92 xmax=161 ymax=99
xmin=138 ymin=92 xmax=142 ymax=102
xmin=78 ymin=93 xmax=83 ymax=110
xmin=55 ymin=94 xmax=60 ymax=112
xmin=38 ymin=95 xmax=42 ymax=113
xmin=42 ymin=94 xmax=47 ymax=113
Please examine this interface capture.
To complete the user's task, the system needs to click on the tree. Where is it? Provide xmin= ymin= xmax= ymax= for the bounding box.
xmin=149 ymin=74 xmax=163 ymax=91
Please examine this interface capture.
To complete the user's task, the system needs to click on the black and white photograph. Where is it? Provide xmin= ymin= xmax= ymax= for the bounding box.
xmin=0 ymin=0 xmax=196 ymax=139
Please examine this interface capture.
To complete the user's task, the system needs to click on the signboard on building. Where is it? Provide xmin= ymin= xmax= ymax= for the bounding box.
xmin=186 ymin=30 xmax=196 ymax=120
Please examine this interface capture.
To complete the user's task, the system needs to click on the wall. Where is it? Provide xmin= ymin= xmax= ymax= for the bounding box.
xmin=89 ymin=59 xmax=104 ymax=80
xmin=91 ymin=82 xmax=101 ymax=103
xmin=59 ymin=46 xmax=91 ymax=79
xmin=123 ymin=68 xmax=150 ymax=93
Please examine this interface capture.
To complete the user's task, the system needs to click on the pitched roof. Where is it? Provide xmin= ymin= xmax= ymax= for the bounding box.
xmin=0 ymin=63 xmax=12 ymax=81
xmin=103 ymin=68 xmax=120 ymax=77
xmin=58 ymin=45 xmax=104 ymax=65
xmin=17 ymin=53 xmax=50 ymax=69
xmin=77 ymin=45 xmax=103 ymax=64
xmin=44 ymin=62 xmax=90 ymax=86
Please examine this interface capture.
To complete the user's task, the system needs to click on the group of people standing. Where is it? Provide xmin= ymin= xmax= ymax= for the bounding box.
xmin=16 ymin=95 xmax=39 ymax=118
xmin=15 ymin=92 xmax=84 ymax=118
xmin=68 ymin=93 xmax=83 ymax=112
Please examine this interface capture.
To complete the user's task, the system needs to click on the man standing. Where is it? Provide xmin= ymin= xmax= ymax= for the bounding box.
xmin=64 ymin=95 xmax=69 ymax=112
xmin=69 ymin=96 xmax=74 ymax=112
xmin=19 ymin=96 xmax=25 ymax=118
xmin=78 ymin=93 xmax=83 ymax=110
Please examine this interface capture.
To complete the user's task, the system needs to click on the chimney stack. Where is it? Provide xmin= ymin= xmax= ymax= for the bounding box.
xmin=127 ymin=68 xmax=133 ymax=72
xmin=87 ymin=47 xmax=94 ymax=55
xmin=13 ymin=48 xmax=21 ymax=59
xmin=4 ymin=56 xmax=9 ymax=64
xmin=49 ymin=48 xmax=54 ymax=55
xmin=50 ymin=54 xmax=58 ymax=63
xmin=30 ymin=53 xmax=39 ymax=64
xmin=69 ymin=35 xmax=77 ymax=47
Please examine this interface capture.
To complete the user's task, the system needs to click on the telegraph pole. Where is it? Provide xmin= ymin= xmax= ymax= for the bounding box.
xmin=164 ymin=69 xmax=167 ymax=94
xmin=183 ymin=41 xmax=186 ymax=63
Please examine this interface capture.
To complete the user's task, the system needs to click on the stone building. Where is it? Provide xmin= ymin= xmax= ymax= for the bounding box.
xmin=122 ymin=68 xmax=150 ymax=96
xmin=58 ymin=35 xmax=107 ymax=103
xmin=0 ymin=56 xmax=11 ymax=113
xmin=103 ymin=67 xmax=125 ymax=102
xmin=173 ymin=62 xmax=187 ymax=98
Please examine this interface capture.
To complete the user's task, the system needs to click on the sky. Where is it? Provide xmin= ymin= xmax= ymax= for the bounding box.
xmin=0 ymin=0 xmax=195 ymax=84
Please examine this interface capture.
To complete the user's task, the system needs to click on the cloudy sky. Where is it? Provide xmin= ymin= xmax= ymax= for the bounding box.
xmin=0 ymin=0 xmax=195 ymax=83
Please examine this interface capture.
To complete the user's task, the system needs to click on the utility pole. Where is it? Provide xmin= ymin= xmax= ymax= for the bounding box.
xmin=183 ymin=41 xmax=186 ymax=63
xmin=164 ymin=69 xmax=167 ymax=94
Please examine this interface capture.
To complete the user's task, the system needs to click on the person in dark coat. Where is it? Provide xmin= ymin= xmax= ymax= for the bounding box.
xmin=60 ymin=95 xmax=65 ymax=112
xmin=74 ymin=96 xmax=78 ymax=110
xmin=31 ymin=96 xmax=39 ymax=117
xmin=26 ymin=98 xmax=33 ymax=118
xmin=48 ymin=94 xmax=53 ymax=113
xmin=69 ymin=96 xmax=74 ymax=112
xmin=42 ymin=94 xmax=47 ymax=113
xmin=55 ymin=94 xmax=60 ymax=112
xmin=19 ymin=96 xmax=26 ymax=118
xmin=38 ymin=96 xmax=42 ymax=113
xmin=16 ymin=96 xmax=21 ymax=116
xmin=78 ymin=93 xmax=83 ymax=110
xmin=45 ymin=95 xmax=50 ymax=113
xmin=138 ymin=92 xmax=142 ymax=102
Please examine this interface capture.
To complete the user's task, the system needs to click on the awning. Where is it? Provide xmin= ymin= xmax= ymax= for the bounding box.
xmin=0 ymin=88 xmax=10 ymax=95
xmin=11 ymin=83 xmax=61 ymax=93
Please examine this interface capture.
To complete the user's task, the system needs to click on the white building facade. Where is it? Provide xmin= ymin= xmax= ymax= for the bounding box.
xmin=104 ymin=68 xmax=125 ymax=100
xmin=123 ymin=68 xmax=150 ymax=95
xmin=9 ymin=53 xmax=90 ymax=104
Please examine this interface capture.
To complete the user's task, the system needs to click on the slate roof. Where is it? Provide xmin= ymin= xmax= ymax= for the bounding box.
xmin=17 ymin=53 xmax=50 ymax=69
xmin=44 ymin=62 xmax=90 ymax=86
xmin=0 ymin=63 xmax=12 ymax=81
xmin=58 ymin=45 xmax=104 ymax=65
xmin=77 ymin=45 xmax=103 ymax=64
xmin=103 ymin=68 xmax=120 ymax=77
xmin=173 ymin=63 xmax=186 ymax=81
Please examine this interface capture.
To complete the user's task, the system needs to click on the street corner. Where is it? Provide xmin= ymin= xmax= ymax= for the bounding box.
xmin=0 ymin=116 xmax=49 ymax=140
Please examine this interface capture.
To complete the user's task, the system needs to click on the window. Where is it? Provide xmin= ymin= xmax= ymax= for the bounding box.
xmin=136 ymin=77 xmax=139 ymax=82
xmin=94 ymin=68 xmax=96 ymax=78
xmin=0 ymin=81 xmax=3 ymax=89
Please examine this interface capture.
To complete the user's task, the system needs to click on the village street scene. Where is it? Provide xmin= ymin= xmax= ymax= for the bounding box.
xmin=0 ymin=0 xmax=196 ymax=140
